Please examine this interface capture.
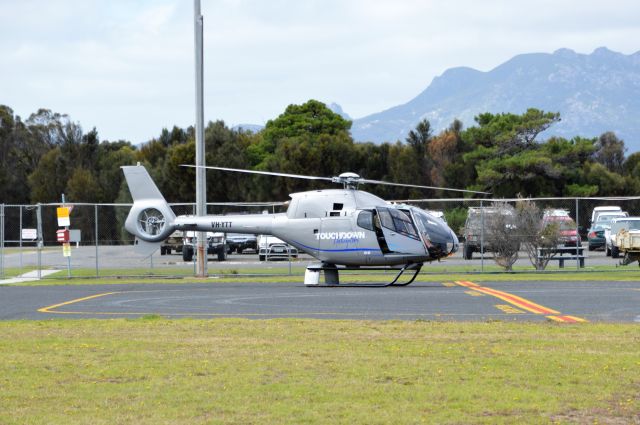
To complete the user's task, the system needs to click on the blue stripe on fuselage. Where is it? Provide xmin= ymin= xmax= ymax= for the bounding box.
xmin=292 ymin=240 xmax=381 ymax=253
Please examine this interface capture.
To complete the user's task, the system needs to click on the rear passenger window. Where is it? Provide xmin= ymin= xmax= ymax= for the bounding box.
xmin=357 ymin=210 xmax=374 ymax=231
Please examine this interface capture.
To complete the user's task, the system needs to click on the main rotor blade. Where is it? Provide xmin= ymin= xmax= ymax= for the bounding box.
xmin=181 ymin=165 xmax=333 ymax=182
xmin=182 ymin=164 xmax=489 ymax=195
xmin=360 ymin=178 xmax=491 ymax=195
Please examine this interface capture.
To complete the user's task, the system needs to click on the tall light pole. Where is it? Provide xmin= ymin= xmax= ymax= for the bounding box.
xmin=194 ymin=0 xmax=207 ymax=277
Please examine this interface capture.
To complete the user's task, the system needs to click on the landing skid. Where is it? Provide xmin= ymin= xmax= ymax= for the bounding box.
xmin=304 ymin=262 xmax=423 ymax=287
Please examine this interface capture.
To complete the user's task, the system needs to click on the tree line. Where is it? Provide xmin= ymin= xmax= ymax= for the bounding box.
xmin=2 ymin=100 xmax=638 ymax=208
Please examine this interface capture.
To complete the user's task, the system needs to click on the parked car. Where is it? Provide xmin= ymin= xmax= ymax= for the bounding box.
xmin=257 ymin=235 xmax=298 ymax=261
xmin=591 ymin=206 xmax=623 ymax=224
xmin=595 ymin=212 xmax=629 ymax=228
xmin=606 ymin=217 xmax=640 ymax=258
xmin=462 ymin=205 xmax=517 ymax=260
xmin=181 ymin=231 xmax=228 ymax=262
xmin=226 ymin=233 xmax=258 ymax=254
xmin=587 ymin=224 xmax=607 ymax=251
xmin=160 ymin=230 xmax=184 ymax=255
xmin=594 ymin=212 xmax=629 ymax=252
xmin=542 ymin=215 xmax=580 ymax=247
xmin=543 ymin=208 xmax=571 ymax=218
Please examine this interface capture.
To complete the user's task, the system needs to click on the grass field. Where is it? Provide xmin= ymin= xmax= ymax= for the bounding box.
xmin=0 ymin=319 xmax=638 ymax=424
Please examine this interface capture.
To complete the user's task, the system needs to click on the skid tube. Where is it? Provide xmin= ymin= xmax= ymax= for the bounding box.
xmin=304 ymin=262 xmax=423 ymax=287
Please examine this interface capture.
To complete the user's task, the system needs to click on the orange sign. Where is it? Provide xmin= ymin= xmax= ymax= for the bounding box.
xmin=57 ymin=207 xmax=70 ymax=227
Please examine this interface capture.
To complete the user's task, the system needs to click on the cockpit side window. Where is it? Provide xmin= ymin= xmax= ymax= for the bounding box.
xmin=389 ymin=208 xmax=418 ymax=238
xmin=357 ymin=210 xmax=374 ymax=231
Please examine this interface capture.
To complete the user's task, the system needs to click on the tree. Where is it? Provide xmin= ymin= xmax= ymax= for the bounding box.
xmin=263 ymin=99 xmax=352 ymax=143
xmin=162 ymin=141 xmax=195 ymax=203
xmin=404 ymin=119 xmax=433 ymax=187
xmin=623 ymin=152 xmax=640 ymax=179
xmin=594 ymin=132 xmax=625 ymax=173
xmin=96 ymin=141 xmax=137 ymax=203
xmin=28 ymin=148 xmax=66 ymax=202
xmin=254 ymin=100 xmax=352 ymax=170
xmin=428 ymin=127 xmax=460 ymax=187
xmin=66 ymin=168 xmax=101 ymax=202
xmin=516 ymin=199 xmax=561 ymax=270
xmin=583 ymin=162 xmax=629 ymax=196
xmin=387 ymin=141 xmax=423 ymax=198
xmin=485 ymin=202 xmax=520 ymax=271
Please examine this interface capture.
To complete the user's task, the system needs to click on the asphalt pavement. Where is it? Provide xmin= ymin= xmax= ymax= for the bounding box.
xmin=2 ymin=279 xmax=639 ymax=322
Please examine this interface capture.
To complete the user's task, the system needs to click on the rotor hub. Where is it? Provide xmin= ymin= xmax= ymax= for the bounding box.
xmin=333 ymin=172 xmax=363 ymax=189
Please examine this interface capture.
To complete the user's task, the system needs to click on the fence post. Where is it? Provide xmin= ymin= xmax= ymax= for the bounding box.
xmin=36 ymin=203 xmax=43 ymax=279
xmin=0 ymin=204 xmax=4 ymax=279
xmin=95 ymin=204 xmax=99 ymax=277
xmin=576 ymin=198 xmax=580 ymax=271
xmin=480 ymin=199 xmax=484 ymax=272
xmin=19 ymin=205 xmax=23 ymax=272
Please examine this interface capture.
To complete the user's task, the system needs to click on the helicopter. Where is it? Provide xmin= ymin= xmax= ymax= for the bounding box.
xmin=122 ymin=164 xmax=487 ymax=287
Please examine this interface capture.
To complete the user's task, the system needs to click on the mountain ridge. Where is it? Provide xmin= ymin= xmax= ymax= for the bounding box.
xmin=351 ymin=47 xmax=640 ymax=152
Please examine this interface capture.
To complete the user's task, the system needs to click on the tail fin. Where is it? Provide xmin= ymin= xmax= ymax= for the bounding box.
xmin=122 ymin=165 xmax=176 ymax=256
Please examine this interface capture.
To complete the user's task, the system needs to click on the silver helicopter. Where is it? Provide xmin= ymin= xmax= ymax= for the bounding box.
xmin=122 ymin=165 xmax=487 ymax=287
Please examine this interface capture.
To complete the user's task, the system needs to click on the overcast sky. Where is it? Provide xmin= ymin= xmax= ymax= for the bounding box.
xmin=1 ymin=0 xmax=639 ymax=144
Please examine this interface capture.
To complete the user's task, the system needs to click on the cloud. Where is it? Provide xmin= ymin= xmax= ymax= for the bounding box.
xmin=1 ymin=0 xmax=639 ymax=143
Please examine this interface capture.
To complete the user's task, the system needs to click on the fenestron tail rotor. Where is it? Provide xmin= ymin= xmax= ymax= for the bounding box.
xmin=182 ymin=165 xmax=490 ymax=195
xmin=138 ymin=208 xmax=166 ymax=237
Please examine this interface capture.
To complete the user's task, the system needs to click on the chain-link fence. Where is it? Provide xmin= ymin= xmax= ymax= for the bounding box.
xmin=2 ymin=198 xmax=640 ymax=280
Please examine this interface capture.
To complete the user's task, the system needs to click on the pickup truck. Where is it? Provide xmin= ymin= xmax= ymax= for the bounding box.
xmin=226 ymin=233 xmax=258 ymax=254
xmin=160 ymin=230 xmax=184 ymax=255
xmin=181 ymin=231 xmax=228 ymax=262
xmin=616 ymin=228 xmax=640 ymax=266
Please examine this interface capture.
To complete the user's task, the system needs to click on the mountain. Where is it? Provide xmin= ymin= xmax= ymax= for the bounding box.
xmin=351 ymin=47 xmax=640 ymax=152
xmin=232 ymin=123 xmax=264 ymax=133
xmin=327 ymin=102 xmax=352 ymax=120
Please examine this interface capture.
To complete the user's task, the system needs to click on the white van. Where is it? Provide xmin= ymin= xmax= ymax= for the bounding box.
xmin=591 ymin=206 xmax=623 ymax=224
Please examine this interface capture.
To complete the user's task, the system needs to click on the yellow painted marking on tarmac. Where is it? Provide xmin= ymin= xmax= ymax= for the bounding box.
xmin=495 ymin=304 xmax=525 ymax=314
xmin=455 ymin=280 xmax=588 ymax=323
xmin=464 ymin=290 xmax=485 ymax=297
xmin=38 ymin=292 xmax=121 ymax=314
xmin=547 ymin=315 xmax=588 ymax=323
xmin=441 ymin=282 xmax=456 ymax=287
xmin=565 ymin=316 xmax=588 ymax=323
xmin=455 ymin=280 xmax=560 ymax=315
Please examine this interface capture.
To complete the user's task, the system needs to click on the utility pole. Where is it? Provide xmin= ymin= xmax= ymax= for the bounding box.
xmin=194 ymin=0 xmax=207 ymax=277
